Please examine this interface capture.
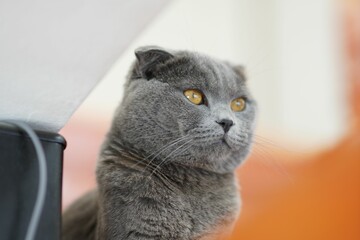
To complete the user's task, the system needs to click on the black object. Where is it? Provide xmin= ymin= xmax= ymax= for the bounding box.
xmin=0 ymin=123 xmax=66 ymax=240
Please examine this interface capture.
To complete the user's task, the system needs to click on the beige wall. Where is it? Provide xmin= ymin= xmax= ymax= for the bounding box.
xmin=80 ymin=0 xmax=346 ymax=149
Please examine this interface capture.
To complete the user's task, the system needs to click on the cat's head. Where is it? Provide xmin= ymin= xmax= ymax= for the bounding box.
xmin=107 ymin=46 xmax=257 ymax=173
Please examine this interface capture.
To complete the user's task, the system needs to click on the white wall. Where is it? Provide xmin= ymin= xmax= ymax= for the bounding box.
xmin=277 ymin=0 xmax=346 ymax=145
xmin=79 ymin=0 xmax=346 ymax=149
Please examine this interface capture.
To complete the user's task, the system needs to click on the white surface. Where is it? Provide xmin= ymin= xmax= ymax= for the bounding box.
xmin=79 ymin=0 xmax=346 ymax=149
xmin=0 ymin=0 xmax=169 ymax=132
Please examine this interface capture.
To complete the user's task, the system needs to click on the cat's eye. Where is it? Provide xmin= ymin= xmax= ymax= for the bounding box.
xmin=231 ymin=97 xmax=246 ymax=112
xmin=184 ymin=89 xmax=204 ymax=105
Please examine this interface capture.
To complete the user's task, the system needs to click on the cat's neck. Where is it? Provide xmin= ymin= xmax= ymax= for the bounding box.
xmin=160 ymin=162 xmax=235 ymax=187
xmin=101 ymin=142 xmax=234 ymax=186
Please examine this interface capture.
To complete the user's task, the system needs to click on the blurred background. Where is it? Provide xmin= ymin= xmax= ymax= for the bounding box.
xmin=60 ymin=0 xmax=360 ymax=239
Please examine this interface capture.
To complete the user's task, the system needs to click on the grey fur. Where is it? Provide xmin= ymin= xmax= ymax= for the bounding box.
xmin=62 ymin=46 xmax=257 ymax=240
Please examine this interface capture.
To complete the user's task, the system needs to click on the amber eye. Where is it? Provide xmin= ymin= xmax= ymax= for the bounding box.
xmin=231 ymin=97 xmax=246 ymax=112
xmin=184 ymin=89 xmax=204 ymax=105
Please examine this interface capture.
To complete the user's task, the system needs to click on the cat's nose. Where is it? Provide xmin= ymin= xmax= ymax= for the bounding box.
xmin=216 ymin=119 xmax=234 ymax=133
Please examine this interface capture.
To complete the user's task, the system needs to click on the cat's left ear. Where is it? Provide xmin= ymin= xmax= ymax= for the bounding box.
xmin=134 ymin=46 xmax=174 ymax=80
xmin=232 ymin=65 xmax=247 ymax=81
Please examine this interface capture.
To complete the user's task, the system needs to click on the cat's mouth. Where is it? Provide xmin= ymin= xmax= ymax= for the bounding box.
xmin=207 ymin=135 xmax=231 ymax=150
xmin=221 ymin=137 xmax=231 ymax=149
xmin=192 ymin=132 xmax=236 ymax=150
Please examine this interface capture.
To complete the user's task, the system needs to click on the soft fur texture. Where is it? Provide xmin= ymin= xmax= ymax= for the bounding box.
xmin=62 ymin=46 xmax=257 ymax=240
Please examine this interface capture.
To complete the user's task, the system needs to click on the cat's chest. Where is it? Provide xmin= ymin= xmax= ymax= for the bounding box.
xmin=141 ymin=176 xmax=240 ymax=239
xmin=183 ymin=184 xmax=240 ymax=238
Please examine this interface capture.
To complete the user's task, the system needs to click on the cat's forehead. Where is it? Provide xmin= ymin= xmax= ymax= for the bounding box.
xmin=159 ymin=52 xmax=248 ymax=98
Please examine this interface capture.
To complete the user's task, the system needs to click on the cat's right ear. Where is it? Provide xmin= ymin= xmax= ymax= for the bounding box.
xmin=134 ymin=46 xmax=174 ymax=80
xmin=232 ymin=65 xmax=247 ymax=81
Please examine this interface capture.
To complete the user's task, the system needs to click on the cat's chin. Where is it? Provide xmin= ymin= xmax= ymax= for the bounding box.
xmin=190 ymin=140 xmax=234 ymax=159
xmin=193 ymin=135 xmax=242 ymax=152
xmin=185 ymin=137 xmax=249 ymax=171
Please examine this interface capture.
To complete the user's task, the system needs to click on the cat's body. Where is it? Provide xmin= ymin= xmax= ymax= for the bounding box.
xmin=63 ymin=162 xmax=239 ymax=240
xmin=62 ymin=46 xmax=256 ymax=240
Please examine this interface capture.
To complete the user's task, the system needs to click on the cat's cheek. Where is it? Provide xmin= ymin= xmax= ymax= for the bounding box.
xmin=178 ymin=114 xmax=210 ymax=136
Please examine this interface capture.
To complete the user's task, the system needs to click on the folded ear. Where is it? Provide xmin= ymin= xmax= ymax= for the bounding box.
xmin=232 ymin=65 xmax=247 ymax=81
xmin=134 ymin=46 xmax=174 ymax=80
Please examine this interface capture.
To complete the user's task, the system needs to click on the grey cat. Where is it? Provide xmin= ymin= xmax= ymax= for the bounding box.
xmin=62 ymin=46 xmax=257 ymax=240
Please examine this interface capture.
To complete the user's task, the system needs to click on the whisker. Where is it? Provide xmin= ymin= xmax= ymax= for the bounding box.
xmin=135 ymin=134 xmax=176 ymax=141
xmin=148 ymin=139 xmax=194 ymax=179
xmin=141 ymin=135 xmax=192 ymax=174
xmin=252 ymin=144 xmax=294 ymax=183
xmin=253 ymin=134 xmax=300 ymax=153
xmin=173 ymin=143 xmax=193 ymax=158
